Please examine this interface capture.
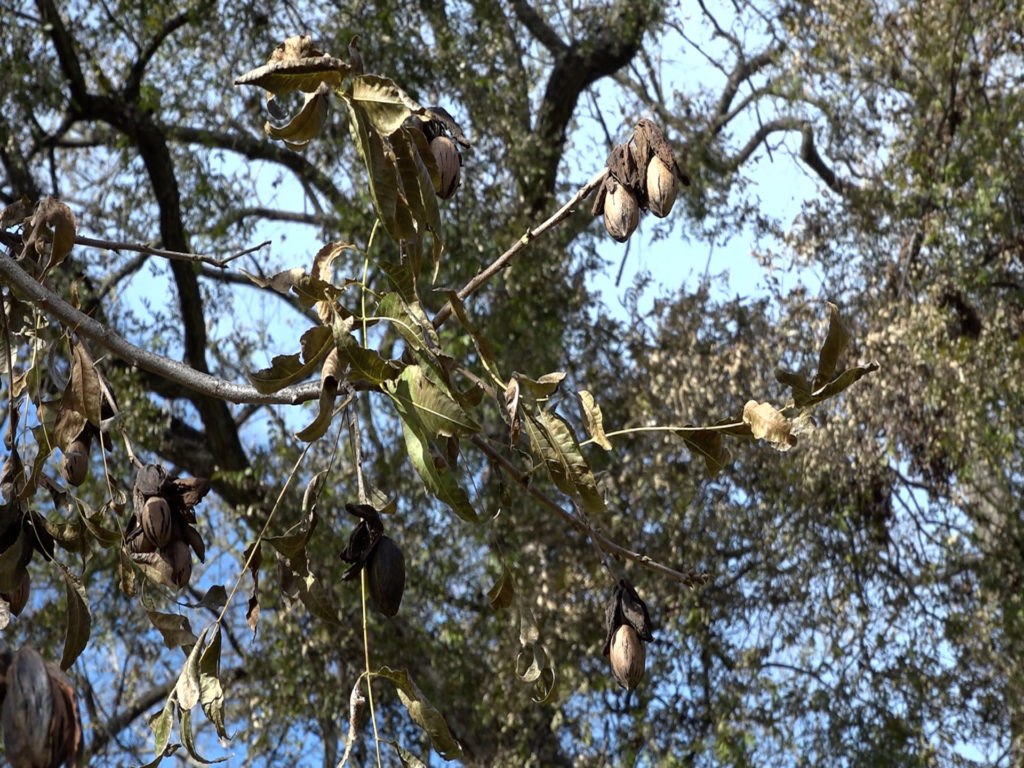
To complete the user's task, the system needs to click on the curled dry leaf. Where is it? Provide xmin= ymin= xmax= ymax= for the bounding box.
xmin=1 ymin=569 xmax=30 ymax=616
xmin=742 ymin=400 xmax=797 ymax=451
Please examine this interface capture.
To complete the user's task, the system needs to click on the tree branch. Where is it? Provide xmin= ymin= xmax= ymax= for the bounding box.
xmin=0 ymin=253 xmax=323 ymax=405
xmin=509 ymin=0 xmax=568 ymax=54
xmin=432 ymin=167 xmax=609 ymax=329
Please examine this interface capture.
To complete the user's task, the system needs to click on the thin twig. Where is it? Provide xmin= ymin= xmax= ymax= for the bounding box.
xmin=469 ymin=434 xmax=706 ymax=587
xmin=432 ymin=168 xmax=609 ymax=329
xmin=74 ymin=234 xmax=271 ymax=268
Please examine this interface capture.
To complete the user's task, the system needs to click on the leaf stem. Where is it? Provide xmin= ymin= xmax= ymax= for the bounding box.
xmin=361 ymin=569 xmax=384 ymax=768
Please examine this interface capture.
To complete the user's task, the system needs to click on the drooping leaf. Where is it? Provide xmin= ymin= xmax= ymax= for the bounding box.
xmin=243 ymin=541 xmax=262 ymax=636
xmin=516 ymin=371 xmax=566 ymax=398
xmin=392 ymin=126 xmax=444 ymax=272
xmin=199 ymin=626 xmax=229 ymax=740
xmin=487 ymin=565 xmax=515 ymax=610
xmin=387 ymin=741 xmax=429 ymax=768
xmin=443 ymin=290 xmax=498 ymax=372
xmin=247 ymin=325 xmax=333 ymax=393
xmin=179 ymin=706 xmax=228 ymax=764
xmin=385 ymin=372 xmax=478 ymax=522
xmin=351 ymin=74 xmax=422 ymax=135
xmin=68 ymin=339 xmax=103 ymax=427
xmin=295 ymin=356 xmax=341 ymax=442
xmin=175 ymin=626 xmax=210 ymax=711
xmin=264 ymin=508 xmax=318 ymax=561
xmin=577 ymin=390 xmax=612 ymax=450
xmin=25 ymin=196 xmax=76 ymax=273
xmin=376 ymin=292 xmax=440 ymax=355
xmin=56 ymin=562 xmax=91 ymax=670
xmin=347 ymin=100 xmax=405 ymax=241
xmin=523 ymin=411 xmax=605 ymax=514
xmin=775 ymin=366 xmax=814 ymax=407
xmin=384 ymin=365 xmax=480 ymax=438
xmin=679 ymin=426 xmax=731 ymax=475
xmin=146 ymin=611 xmax=198 ymax=648
xmin=810 ymin=362 xmax=881 ymax=402
xmin=149 ymin=696 xmax=175 ymax=759
xmin=814 ymin=302 xmax=851 ymax=389
xmin=742 ymin=400 xmax=796 ymax=451
xmin=374 ymin=666 xmax=464 ymax=760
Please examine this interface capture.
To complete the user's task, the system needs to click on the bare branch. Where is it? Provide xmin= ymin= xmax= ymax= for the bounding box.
xmin=509 ymin=0 xmax=568 ymax=54
xmin=74 ymin=234 xmax=271 ymax=268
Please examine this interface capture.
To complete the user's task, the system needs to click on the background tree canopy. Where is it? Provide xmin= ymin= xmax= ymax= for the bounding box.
xmin=1 ymin=0 xmax=1022 ymax=766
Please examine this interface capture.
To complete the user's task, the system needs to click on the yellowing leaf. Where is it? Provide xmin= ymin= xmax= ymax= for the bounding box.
xmin=577 ymin=390 xmax=612 ymax=450
xmin=265 ymin=83 xmax=331 ymax=149
xmin=247 ymin=325 xmax=333 ymax=393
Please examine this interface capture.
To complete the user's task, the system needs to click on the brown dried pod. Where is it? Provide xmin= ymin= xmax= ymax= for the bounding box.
xmin=430 ymin=135 xmax=462 ymax=198
xmin=60 ymin=439 xmax=90 ymax=487
xmin=609 ymin=624 xmax=646 ymax=691
xmin=163 ymin=540 xmax=192 ymax=589
xmin=1 ymin=647 xmax=53 ymax=768
xmin=181 ymin=523 xmax=206 ymax=563
xmin=366 ymin=536 xmax=405 ymax=617
xmin=2 ymin=569 xmax=30 ymax=616
xmin=646 ymin=155 xmax=678 ymax=218
xmin=602 ymin=179 xmax=639 ymax=242
xmin=141 ymin=496 xmax=173 ymax=549
xmin=125 ymin=529 xmax=157 ymax=554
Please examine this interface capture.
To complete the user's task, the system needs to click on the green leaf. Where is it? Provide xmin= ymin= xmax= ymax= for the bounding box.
xmin=523 ymin=411 xmax=605 ymax=514
xmin=387 ymin=741 xmax=429 ymax=768
xmin=374 ymin=666 xmax=464 ymax=760
xmin=392 ymin=126 xmax=444 ymax=272
xmin=516 ymin=371 xmax=566 ymax=398
xmin=57 ymin=562 xmax=91 ymax=670
xmin=577 ymin=390 xmax=612 ymax=450
xmin=148 ymin=696 xmax=175 ymax=760
xmin=264 ymin=508 xmax=318 ymax=560
xmin=385 ymin=364 xmax=480 ymax=438
xmin=385 ymin=370 xmax=478 ymax=522
xmin=810 ymin=361 xmax=880 ymax=402
xmin=333 ymin=329 xmax=401 ymax=385
xmin=351 ymin=74 xmax=421 ymax=135
xmin=248 ymin=325 xmax=333 ymax=393
xmin=347 ymin=100 xmax=407 ymax=241
xmin=179 ymin=707 xmax=229 ymax=764
xmin=234 ymin=56 xmax=351 ymax=95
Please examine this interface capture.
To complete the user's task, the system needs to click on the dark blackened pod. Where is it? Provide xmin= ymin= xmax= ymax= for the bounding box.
xmin=1 ymin=647 xmax=53 ymax=768
xmin=367 ymin=536 xmax=405 ymax=617
xmin=430 ymin=136 xmax=462 ymax=198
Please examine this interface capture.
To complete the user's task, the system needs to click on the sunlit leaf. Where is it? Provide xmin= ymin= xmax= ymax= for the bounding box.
xmin=523 ymin=411 xmax=604 ymax=514
xmin=179 ymin=707 xmax=228 ymax=764
xmin=333 ymin=329 xmax=401 ymax=385
xmin=351 ymin=74 xmax=422 ymax=135
xmin=175 ymin=626 xmax=210 ymax=711
xmin=810 ymin=361 xmax=880 ymax=402
xmin=384 ymin=365 xmax=481 ymax=438
xmin=347 ymin=100 xmax=406 ymax=241
xmin=235 ymin=50 xmax=351 ymax=95
xmin=68 ymin=339 xmax=103 ymax=427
